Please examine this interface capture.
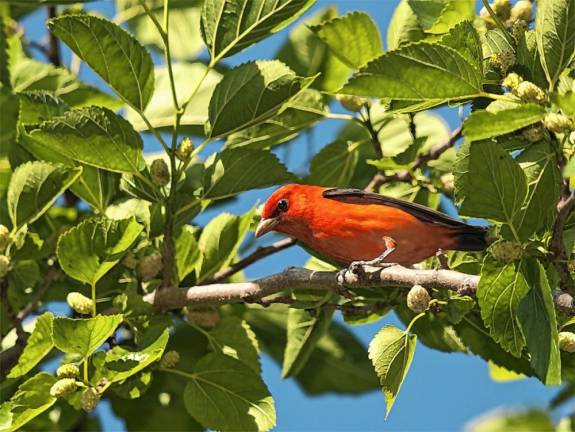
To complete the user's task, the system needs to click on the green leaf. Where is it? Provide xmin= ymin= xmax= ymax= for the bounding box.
xmin=469 ymin=409 xmax=554 ymax=432
xmin=183 ymin=353 xmax=276 ymax=432
xmin=202 ymin=148 xmax=294 ymax=200
xmin=535 ymin=0 xmax=575 ymax=87
xmin=18 ymin=91 xmax=68 ymax=124
xmin=196 ymin=209 xmax=254 ymax=282
xmin=175 ymin=225 xmax=200 ymax=281
xmin=454 ymin=141 xmax=527 ymax=229
xmin=95 ymin=329 xmax=169 ymax=383
xmin=387 ymin=0 xmax=425 ymax=51
xmin=57 ymin=217 xmax=143 ymax=286
xmin=517 ymin=260 xmax=561 ymax=385
xmin=27 ymin=106 xmax=144 ymax=174
xmin=52 ymin=315 xmax=123 ymax=357
xmin=409 ymin=0 xmax=475 ymax=35
xmin=48 ymin=14 xmax=154 ymax=110
xmin=454 ymin=313 xmax=533 ymax=376
xmin=0 ymin=373 xmax=57 ymax=432
xmin=482 ymin=29 xmax=514 ymax=60
xmin=226 ymin=89 xmax=328 ymax=149
xmin=304 ymin=140 xmax=361 ymax=186
xmin=516 ymin=30 xmax=548 ymax=89
xmin=282 ymin=307 xmax=333 ymax=378
xmin=207 ymin=60 xmax=314 ymax=138
xmin=7 ymin=161 xmax=82 ymax=228
xmin=369 ymin=325 xmax=416 ymax=418
xmin=126 ymin=63 xmax=222 ymax=134
xmin=477 ymin=259 xmax=529 ymax=356
xmin=0 ymin=17 xmax=10 ymax=89
xmin=341 ymin=41 xmax=483 ymax=101
xmin=439 ymin=21 xmax=483 ymax=74
xmin=309 ymin=12 xmax=383 ymax=69
xmin=463 ymin=104 xmax=546 ymax=141
xmin=207 ymin=316 xmax=261 ymax=373
xmin=201 ymin=0 xmax=315 ymax=61
xmin=276 ymin=7 xmax=349 ymax=92
xmin=118 ymin=0 xmax=204 ymax=61
xmin=7 ymin=313 xmax=54 ymax=378
xmin=514 ymin=141 xmax=561 ymax=240
xmin=0 ymin=88 xmax=18 ymax=159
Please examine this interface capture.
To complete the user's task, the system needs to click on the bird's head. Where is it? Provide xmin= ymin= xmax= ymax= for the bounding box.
xmin=255 ymin=184 xmax=322 ymax=238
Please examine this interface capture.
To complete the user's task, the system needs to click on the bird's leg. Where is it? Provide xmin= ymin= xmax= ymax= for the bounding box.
xmin=336 ymin=237 xmax=397 ymax=299
xmin=435 ymin=249 xmax=449 ymax=269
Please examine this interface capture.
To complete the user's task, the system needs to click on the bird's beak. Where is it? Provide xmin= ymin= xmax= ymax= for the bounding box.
xmin=255 ymin=217 xmax=279 ymax=238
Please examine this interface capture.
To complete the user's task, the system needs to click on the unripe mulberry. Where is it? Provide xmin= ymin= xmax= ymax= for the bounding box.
xmin=490 ymin=51 xmax=515 ymax=75
xmin=502 ymin=72 xmax=523 ymax=91
xmin=559 ymin=332 xmax=575 ymax=353
xmin=407 ymin=285 xmax=431 ymax=313
xmin=440 ymin=173 xmax=454 ymax=194
xmin=0 ymin=255 xmax=9 ymax=278
xmin=122 ymin=252 xmax=138 ymax=270
xmin=0 ymin=225 xmax=9 ymax=253
xmin=544 ymin=113 xmax=573 ymax=133
xmin=490 ymin=241 xmax=522 ymax=262
xmin=336 ymin=94 xmax=367 ymax=112
xmin=137 ymin=252 xmax=163 ymax=281
xmin=67 ymin=292 xmax=94 ymax=315
xmin=492 ymin=0 xmax=511 ymax=20
xmin=56 ymin=364 xmax=80 ymax=379
xmin=511 ymin=0 xmax=532 ymax=22
xmin=521 ymin=123 xmax=545 ymax=142
xmin=81 ymin=387 xmax=100 ymax=412
xmin=159 ymin=350 xmax=180 ymax=369
xmin=50 ymin=378 xmax=77 ymax=397
xmin=175 ymin=137 xmax=194 ymax=162
xmin=150 ymin=159 xmax=170 ymax=186
xmin=515 ymin=81 xmax=546 ymax=104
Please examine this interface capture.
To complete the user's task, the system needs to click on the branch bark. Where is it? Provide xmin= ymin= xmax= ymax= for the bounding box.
xmin=144 ymin=265 xmax=479 ymax=310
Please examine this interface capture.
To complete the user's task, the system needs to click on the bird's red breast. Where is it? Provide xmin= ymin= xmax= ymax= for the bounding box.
xmin=256 ymin=184 xmax=487 ymax=266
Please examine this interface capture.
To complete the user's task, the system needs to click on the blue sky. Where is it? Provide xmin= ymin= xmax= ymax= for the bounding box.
xmin=18 ymin=1 xmax=566 ymax=430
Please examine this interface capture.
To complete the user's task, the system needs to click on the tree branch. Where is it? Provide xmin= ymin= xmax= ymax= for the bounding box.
xmin=205 ymin=238 xmax=296 ymax=284
xmin=46 ymin=6 xmax=61 ymax=67
xmin=144 ymin=265 xmax=479 ymax=310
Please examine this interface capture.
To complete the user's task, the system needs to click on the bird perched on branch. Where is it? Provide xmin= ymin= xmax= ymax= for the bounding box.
xmin=255 ymin=184 xmax=488 ymax=267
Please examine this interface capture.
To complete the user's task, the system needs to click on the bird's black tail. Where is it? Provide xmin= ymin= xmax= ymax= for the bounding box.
xmin=451 ymin=225 xmax=490 ymax=252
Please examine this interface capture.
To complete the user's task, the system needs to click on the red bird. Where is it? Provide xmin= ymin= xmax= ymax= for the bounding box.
xmin=255 ymin=184 xmax=487 ymax=266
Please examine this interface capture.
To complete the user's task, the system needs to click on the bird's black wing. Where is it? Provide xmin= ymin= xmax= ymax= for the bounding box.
xmin=322 ymin=187 xmax=477 ymax=229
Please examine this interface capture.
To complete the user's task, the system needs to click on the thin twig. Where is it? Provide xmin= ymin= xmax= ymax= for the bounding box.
xmin=16 ymin=268 xmax=59 ymax=321
xmin=46 ymin=6 xmax=61 ymax=66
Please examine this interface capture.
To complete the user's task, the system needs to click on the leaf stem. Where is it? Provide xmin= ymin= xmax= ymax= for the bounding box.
xmin=160 ymin=367 xmax=197 ymax=380
xmin=406 ymin=312 xmax=426 ymax=333
xmin=91 ymin=282 xmax=97 ymax=317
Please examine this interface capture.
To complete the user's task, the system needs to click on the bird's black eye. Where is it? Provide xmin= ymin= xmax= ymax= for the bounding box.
xmin=277 ymin=199 xmax=289 ymax=212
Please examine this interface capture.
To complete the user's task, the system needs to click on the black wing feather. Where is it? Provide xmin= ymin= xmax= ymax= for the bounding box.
xmin=322 ymin=188 xmax=476 ymax=229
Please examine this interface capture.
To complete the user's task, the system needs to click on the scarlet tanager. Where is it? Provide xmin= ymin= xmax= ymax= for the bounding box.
xmin=255 ymin=184 xmax=488 ymax=266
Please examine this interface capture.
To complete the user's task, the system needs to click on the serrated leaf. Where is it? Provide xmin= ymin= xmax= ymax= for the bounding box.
xmin=517 ymin=260 xmax=561 ymax=385
xmin=202 ymin=148 xmax=294 ymax=200
xmin=207 ymin=316 xmax=260 ymax=373
xmin=535 ymin=0 xmax=575 ymax=87
xmin=341 ymin=41 xmax=483 ymax=101
xmin=175 ymin=225 xmax=200 ymax=281
xmin=369 ymin=325 xmax=416 ymax=418
xmin=309 ymin=11 xmax=383 ymax=69
xmin=477 ymin=259 xmax=529 ymax=356
xmin=514 ymin=141 xmax=561 ymax=240
xmin=439 ymin=21 xmax=483 ymax=74
xmin=57 ymin=217 xmax=143 ymax=286
xmin=0 ymin=373 xmax=57 ymax=432
xmin=7 ymin=313 xmax=54 ymax=378
xmin=95 ymin=329 xmax=169 ymax=383
xmin=27 ymin=106 xmax=144 ymax=174
xmin=52 ymin=315 xmax=123 ymax=357
xmin=276 ymin=7 xmax=349 ymax=92
xmin=454 ymin=141 xmax=527 ymax=230
xmin=208 ymin=60 xmax=314 ymax=138
xmin=126 ymin=63 xmax=222 ymax=134
xmin=516 ymin=30 xmax=548 ymax=89
xmin=488 ymin=362 xmax=526 ymax=382
xmin=226 ymin=89 xmax=328 ymax=149
xmin=387 ymin=0 xmax=425 ymax=51
xmin=196 ymin=209 xmax=254 ymax=283
xmin=0 ymin=17 xmax=10 ymax=89
xmin=7 ymin=161 xmax=82 ymax=228
xmin=183 ymin=353 xmax=276 ymax=432
xmin=463 ymin=104 xmax=545 ymax=141
xmin=18 ymin=91 xmax=68 ymax=124
xmin=282 ymin=307 xmax=333 ymax=378
xmin=482 ymin=29 xmax=514 ymax=59
xmin=304 ymin=140 xmax=360 ymax=186
xmin=48 ymin=14 xmax=154 ymax=110
xmin=201 ymin=0 xmax=315 ymax=61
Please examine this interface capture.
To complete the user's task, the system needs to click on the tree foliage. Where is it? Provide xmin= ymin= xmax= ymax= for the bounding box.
xmin=1 ymin=0 xmax=575 ymax=430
